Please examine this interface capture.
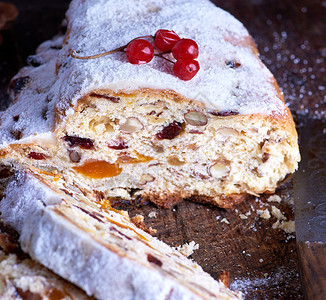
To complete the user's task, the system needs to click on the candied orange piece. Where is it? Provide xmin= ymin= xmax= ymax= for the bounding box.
xmin=118 ymin=151 xmax=153 ymax=164
xmin=73 ymin=160 xmax=122 ymax=179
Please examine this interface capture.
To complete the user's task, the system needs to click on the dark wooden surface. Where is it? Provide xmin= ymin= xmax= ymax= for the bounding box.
xmin=1 ymin=0 xmax=326 ymax=299
xmin=297 ymin=242 xmax=326 ymax=300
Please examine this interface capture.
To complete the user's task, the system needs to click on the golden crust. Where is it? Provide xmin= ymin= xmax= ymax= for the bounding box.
xmin=190 ymin=193 xmax=247 ymax=209
xmin=137 ymin=190 xmax=188 ymax=209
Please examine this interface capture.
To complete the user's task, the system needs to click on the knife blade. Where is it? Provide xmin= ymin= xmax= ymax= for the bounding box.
xmin=294 ymin=116 xmax=326 ymax=300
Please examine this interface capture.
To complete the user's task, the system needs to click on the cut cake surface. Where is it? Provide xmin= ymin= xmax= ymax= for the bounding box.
xmin=0 ymin=0 xmax=300 ymax=208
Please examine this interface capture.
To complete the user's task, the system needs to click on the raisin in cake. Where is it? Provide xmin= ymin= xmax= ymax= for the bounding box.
xmin=0 ymin=168 xmax=241 ymax=299
xmin=0 ymin=0 xmax=300 ymax=208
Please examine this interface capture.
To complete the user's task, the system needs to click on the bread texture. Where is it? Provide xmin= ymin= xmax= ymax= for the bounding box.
xmin=0 ymin=0 xmax=299 ymax=208
xmin=0 ymin=249 xmax=92 ymax=299
xmin=0 ymin=168 xmax=241 ymax=299
xmin=0 ymin=214 xmax=91 ymax=300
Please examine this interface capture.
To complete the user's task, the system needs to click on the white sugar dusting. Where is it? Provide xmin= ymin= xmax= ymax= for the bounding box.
xmin=0 ymin=0 xmax=288 ymax=145
xmin=230 ymin=267 xmax=301 ymax=298
xmin=259 ymin=17 xmax=326 ymax=119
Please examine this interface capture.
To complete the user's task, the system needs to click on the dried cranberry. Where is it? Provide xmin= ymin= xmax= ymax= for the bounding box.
xmin=210 ymin=111 xmax=239 ymax=117
xmin=262 ymin=152 xmax=270 ymax=163
xmin=110 ymin=227 xmax=132 ymax=240
xmin=108 ymin=138 xmax=128 ymax=150
xmin=9 ymin=76 xmax=30 ymax=94
xmin=156 ymin=121 xmax=183 ymax=140
xmin=89 ymin=92 xmax=120 ymax=103
xmin=27 ymin=152 xmax=47 ymax=160
xmin=74 ymin=205 xmax=104 ymax=223
xmin=63 ymin=136 xmax=94 ymax=149
xmin=189 ymin=129 xmax=204 ymax=134
xmin=147 ymin=253 xmax=163 ymax=267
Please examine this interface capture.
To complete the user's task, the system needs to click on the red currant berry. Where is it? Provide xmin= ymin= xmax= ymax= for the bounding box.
xmin=126 ymin=39 xmax=154 ymax=64
xmin=154 ymin=29 xmax=180 ymax=52
xmin=173 ymin=59 xmax=200 ymax=81
xmin=172 ymin=39 xmax=199 ymax=60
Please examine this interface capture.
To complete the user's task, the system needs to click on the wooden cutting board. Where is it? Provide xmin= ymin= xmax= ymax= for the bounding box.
xmin=1 ymin=0 xmax=326 ymax=298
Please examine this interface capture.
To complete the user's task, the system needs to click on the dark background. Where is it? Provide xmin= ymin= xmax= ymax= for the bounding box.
xmin=1 ymin=0 xmax=326 ymax=298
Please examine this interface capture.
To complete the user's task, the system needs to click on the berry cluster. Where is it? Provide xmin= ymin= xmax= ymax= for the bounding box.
xmin=70 ymin=29 xmax=200 ymax=81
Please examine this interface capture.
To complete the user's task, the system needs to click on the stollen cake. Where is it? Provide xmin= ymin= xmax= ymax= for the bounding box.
xmin=0 ymin=168 xmax=241 ymax=299
xmin=0 ymin=249 xmax=91 ymax=299
xmin=0 ymin=0 xmax=299 ymax=208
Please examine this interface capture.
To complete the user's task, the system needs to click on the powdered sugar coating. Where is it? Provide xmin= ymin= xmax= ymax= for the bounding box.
xmin=0 ymin=0 xmax=286 ymax=145
xmin=0 ymin=170 xmax=241 ymax=299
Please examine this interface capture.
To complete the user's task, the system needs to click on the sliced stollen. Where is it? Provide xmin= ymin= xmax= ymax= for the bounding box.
xmin=0 ymin=206 xmax=91 ymax=300
xmin=0 ymin=249 xmax=91 ymax=299
xmin=0 ymin=168 xmax=241 ymax=300
xmin=0 ymin=0 xmax=300 ymax=208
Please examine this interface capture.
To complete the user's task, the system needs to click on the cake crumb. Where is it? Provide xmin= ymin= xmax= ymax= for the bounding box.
xmin=218 ymin=271 xmax=230 ymax=288
xmin=221 ymin=218 xmax=230 ymax=224
xmin=175 ymin=241 xmax=199 ymax=257
xmin=272 ymin=220 xmax=295 ymax=233
xmin=267 ymin=194 xmax=282 ymax=203
xmin=257 ymin=209 xmax=271 ymax=219
xmin=148 ymin=211 xmax=157 ymax=218
xmin=271 ymin=206 xmax=286 ymax=220
xmin=111 ymin=187 xmax=131 ymax=200
xmin=131 ymin=215 xmax=156 ymax=234
xmin=278 ymin=220 xmax=295 ymax=233
xmin=239 ymin=214 xmax=248 ymax=220
xmin=272 ymin=220 xmax=281 ymax=229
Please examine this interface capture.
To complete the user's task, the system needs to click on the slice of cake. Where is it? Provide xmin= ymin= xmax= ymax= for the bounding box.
xmin=0 ymin=249 xmax=91 ymax=300
xmin=0 ymin=211 xmax=91 ymax=299
xmin=0 ymin=168 xmax=241 ymax=299
xmin=0 ymin=0 xmax=299 ymax=209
